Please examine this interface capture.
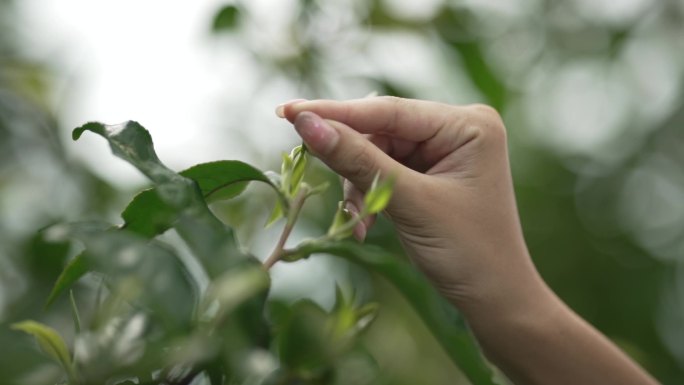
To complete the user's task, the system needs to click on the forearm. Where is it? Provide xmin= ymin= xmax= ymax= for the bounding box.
xmin=456 ymin=258 xmax=658 ymax=385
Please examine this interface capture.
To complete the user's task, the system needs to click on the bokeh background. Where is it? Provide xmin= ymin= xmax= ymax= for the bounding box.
xmin=1 ymin=0 xmax=683 ymax=383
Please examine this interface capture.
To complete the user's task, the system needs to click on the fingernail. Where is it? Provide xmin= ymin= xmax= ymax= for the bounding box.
xmin=275 ymin=98 xmax=307 ymax=118
xmin=344 ymin=201 xmax=366 ymax=241
xmin=294 ymin=112 xmax=338 ymax=154
xmin=353 ymin=222 xmax=367 ymax=242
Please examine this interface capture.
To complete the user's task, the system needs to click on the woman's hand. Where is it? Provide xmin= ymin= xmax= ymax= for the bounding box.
xmin=277 ymin=97 xmax=539 ymax=315
xmin=277 ymin=97 xmax=658 ymax=385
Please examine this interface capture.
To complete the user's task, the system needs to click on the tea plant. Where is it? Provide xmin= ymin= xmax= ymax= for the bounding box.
xmin=13 ymin=121 xmax=497 ymax=385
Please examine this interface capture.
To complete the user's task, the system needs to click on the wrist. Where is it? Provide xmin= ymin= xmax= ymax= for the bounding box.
xmin=449 ymin=249 xmax=560 ymax=335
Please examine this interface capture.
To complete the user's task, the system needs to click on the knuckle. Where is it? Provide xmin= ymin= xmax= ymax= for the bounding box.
xmin=379 ymin=96 xmax=404 ymax=133
xmin=467 ymin=103 xmax=507 ymax=142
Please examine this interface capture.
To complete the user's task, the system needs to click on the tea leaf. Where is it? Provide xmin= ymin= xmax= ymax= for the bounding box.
xmin=122 ymin=160 xmax=279 ymax=238
xmin=45 ymin=251 xmax=89 ymax=307
xmin=11 ymin=320 xmax=77 ymax=382
xmin=327 ymin=201 xmax=354 ymax=239
xmin=286 ymin=240 xmax=497 ymax=385
xmin=265 ymin=199 xmax=285 ymax=227
xmin=181 ymin=160 xmax=275 ymax=203
xmin=46 ymin=221 xmax=198 ymax=330
xmin=121 ymin=189 xmax=176 ymax=238
xmin=363 ymin=174 xmax=395 ymax=214
xmin=69 ymin=290 xmax=82 ymax=334
xmin=73 ymin=121 xmax=255 ymax=278
xmin=290 ymin=145 xmax=308 ymax=195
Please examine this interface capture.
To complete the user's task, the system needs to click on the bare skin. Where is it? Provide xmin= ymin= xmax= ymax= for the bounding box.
xmin=276 ymin=96 xmax=659 ymax=385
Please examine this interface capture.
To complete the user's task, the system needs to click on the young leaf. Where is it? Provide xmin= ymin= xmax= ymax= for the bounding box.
xmin=11 ymin=320 xmax=78 ymax=383
xmin=363 ymin=173 xmax=395 ymax=214
xmin=327 ymin=201 xmax=354 ymax=239
xmin=284 ymin=240 xmax=497 ymax=385
xmin=307 ymin=181 xmax=330 ymax=197
xmin=265 ymin=199 xmax=285 ymax=228
xmin=45 ymin=251 xmax=89 ymax=307
xmin=279 ymin=152 xmax=294 ymax=196
xmin=69 ymin=290 xmax=82 ymax=334
xmin=290 ymin=145 xmax=308 ymax=195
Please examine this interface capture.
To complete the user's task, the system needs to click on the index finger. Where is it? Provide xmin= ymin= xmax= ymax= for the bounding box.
xmin=279 ymin=96 xmax=457 ymax=142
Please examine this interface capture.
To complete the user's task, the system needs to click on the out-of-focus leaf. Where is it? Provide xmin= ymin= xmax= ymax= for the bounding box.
xmin=212 ymin=5 xmax=240 ymax=33
xmin=199 ymin=264 xmax=270 ymax=327
xmin=69 ymin=290 xmax=82 ymax=334
xmin=277 ymin=300 xmax=335 ymax=375
xmin=434 ymin=8 xmax=507 ymax=110
xmin=307 ymin=181 xmax=330 ymax=197
xmin=45 ymin=251 xmax=88 ymax=307
xmin=45 ymin=222 xmax=197 ymax=329
xmin=73 ymin=121 xmax=254 ymax=278
xmin=330 ymin=287 xmax=378 ymax=340
xmin=363 ymin=174 xmax=395 ymax=215
xmin=288 ymin=240 xmax=497 ymax=385
xmin=11 ymin=320 xmax=77 ymax=382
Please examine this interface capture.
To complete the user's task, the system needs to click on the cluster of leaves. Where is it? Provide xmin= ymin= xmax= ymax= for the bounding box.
xmin=12 ymin=121 xmax=496 ymax=385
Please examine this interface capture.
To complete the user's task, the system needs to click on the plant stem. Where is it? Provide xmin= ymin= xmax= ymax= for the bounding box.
xmin=263 ymin=189 xmax=308 ymax=270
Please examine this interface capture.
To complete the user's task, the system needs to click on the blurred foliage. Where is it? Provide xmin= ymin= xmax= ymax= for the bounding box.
xmin=2 ymin=0 xmax=684 ymax=384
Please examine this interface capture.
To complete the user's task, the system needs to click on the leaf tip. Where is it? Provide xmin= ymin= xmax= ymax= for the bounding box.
xmin=72 ymin=121 xmax=105 ymax=141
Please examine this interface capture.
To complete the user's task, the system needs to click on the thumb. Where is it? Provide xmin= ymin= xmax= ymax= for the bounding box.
xmin=293 ymin=111 xmax=403 ymax=191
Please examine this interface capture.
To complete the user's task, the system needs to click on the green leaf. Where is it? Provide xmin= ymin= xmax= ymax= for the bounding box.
xmin=11 ymin=320 xmax=78 ymax=383
xmin=290 ymin=144 xmax=308 ymax=195
xmin=277 ymin=300 xmax=335 ymax=375
xmin=181 ymin=160 xmax=275 ymax=203
xmin=199 ymin=264 xmax=270 ymax=327
xmin=73 ymin=121 xmax=254 ymax=278
xmin=45 ymin=222 xmax=198 ymax=329
xmin=265 ymin=198 xmax=285 ymax=227
xmin=121 ymin=160 xmax=279 ymax=238
xmin=363 ymin=174 xmax=395 ymax=215
xmin=279 ymin=152 xmax=294 ymax=196
xmin=45 ymin=251 xmax=89 ymax=307
xmin=288 ymin=240 xmax=497 ymax=385
xmin=211 ymin=5 xmax=240 ymax=32
xmin=69 ymin=290 xmax=82 ymax=334
xmin=121 ymin=189 xmax=175 ymax=238
xmin=327 ymin=201 xmax=354 ymax=239
xmin=307 ymin=181 xmax=330 ymax=197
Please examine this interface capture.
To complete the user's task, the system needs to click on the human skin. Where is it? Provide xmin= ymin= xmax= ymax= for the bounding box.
xmin=276 ymin=96 xmax=659 ymax=385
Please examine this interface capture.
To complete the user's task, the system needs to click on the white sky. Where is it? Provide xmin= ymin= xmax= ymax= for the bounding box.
xmin=17 ymin=0 xmax=273 ymax=187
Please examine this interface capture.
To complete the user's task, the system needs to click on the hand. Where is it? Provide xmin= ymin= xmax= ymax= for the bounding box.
xmin=277 ymin=96 xmax=540 ymax=315
xmin=277 ymin=97 xmax=658 ymax=385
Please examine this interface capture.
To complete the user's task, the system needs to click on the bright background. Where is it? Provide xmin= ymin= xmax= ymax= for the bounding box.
xmin=1 ymin=0 xmax=684 ymax=383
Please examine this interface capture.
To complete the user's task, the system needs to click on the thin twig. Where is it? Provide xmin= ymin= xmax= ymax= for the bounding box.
xmin=263 ymin=189 xmax=308 ymax=270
